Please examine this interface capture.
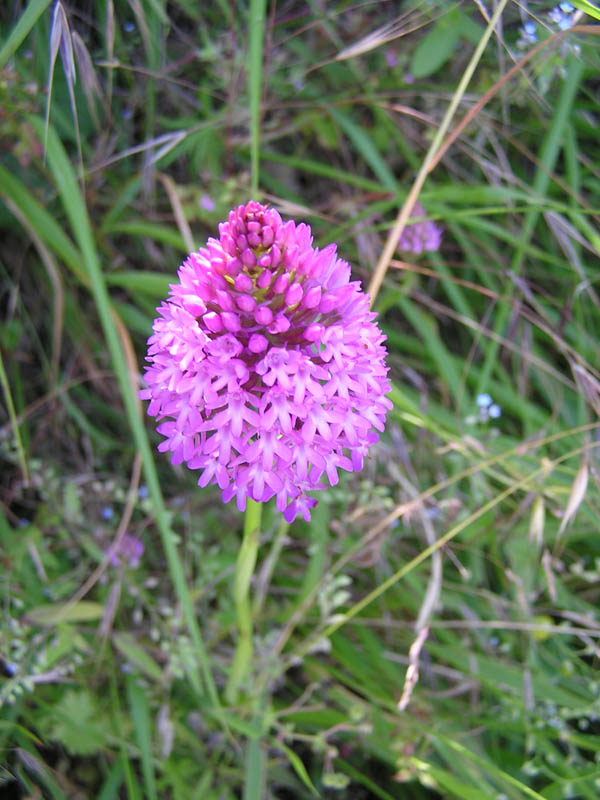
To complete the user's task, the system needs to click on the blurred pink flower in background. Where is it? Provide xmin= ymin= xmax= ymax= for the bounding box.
xmin=110 ymin=534 xmax=144 ymax=568
xmin=200 ymin=194 xmax=215 ymax=211
xmin=396 ymin=201 xmax=442 ymax=255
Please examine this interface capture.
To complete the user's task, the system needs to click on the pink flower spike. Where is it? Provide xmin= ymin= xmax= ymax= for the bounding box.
xmin=140 ymin=201 xmax=391 ymax=522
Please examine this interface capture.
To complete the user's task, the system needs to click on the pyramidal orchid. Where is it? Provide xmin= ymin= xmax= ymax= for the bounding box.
xmin=140 ymin=201 xmax=391 ymax=523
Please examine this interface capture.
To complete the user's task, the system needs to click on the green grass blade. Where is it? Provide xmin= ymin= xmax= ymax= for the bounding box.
xmin=0 ymin=350 xmax=29 ymax=483
xmin=0 ymin=0 xmax=53 ymax=69
xmin=97 ymin=760 xmax=124 ymax=800
xmin=0 ymin=164 xmax=85 ymax=282
xmin=394 ymin=294 xmax=463 ymax=407
xmin=262 ymin=151 xmax=383 ymax=192
xmin=105 ymin=271 xmax=172 ymax=297
xmin=431 ymin=736 xmax=547 ymax=800
xmin=101 ymin=221 xmax=187 ymax=250
xmin=127 ymin=677 xmax=158 ymax=800
xmin=329 ymin=107 xmax=397 ymax=192
xmin=28 ymin=115 xmax=218 ymax=707
xmin=243 ymin=732 xmax=264 ymax=800
xmin=477 ymin=53 xmax=585 ymax=394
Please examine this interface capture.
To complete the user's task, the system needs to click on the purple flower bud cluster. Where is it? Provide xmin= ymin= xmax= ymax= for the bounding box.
xmin=140 ymin=201 xmax=391 ymax=522
xmin=396 ymin=202 xmax=442 ymax=255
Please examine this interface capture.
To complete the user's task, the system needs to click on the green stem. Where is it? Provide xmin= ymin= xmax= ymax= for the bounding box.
xmin=249 ymin=0 xmax=266 ymax=197
xmin=226 ymin=498 xmax=262 ymax=703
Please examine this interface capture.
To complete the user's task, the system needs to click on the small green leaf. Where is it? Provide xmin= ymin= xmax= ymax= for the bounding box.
xmin=280 ymin=744 xmax=320 ymax=796
xmin=50 ymin=690 xmax=111 ymax=756
xmin=27 ymin=601 xmax=104 ymax=625
xmin=411 ymin=11 xmax=461 ymax=78
xmin=113 ymin=633 xmax=164 ymax=681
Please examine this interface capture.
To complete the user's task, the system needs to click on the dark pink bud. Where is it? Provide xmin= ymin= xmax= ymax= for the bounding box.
xmin=236 ymin=294 xmax=256 ymax=312
xmin=221 ymin=311 xmax=241 ymax=332
xmin=262 ymin=226 xmax=274 ymax=247
xmin=220 ymin=233 xmax=235 ymax=254
xmin=241 ymin=249 xmax=256 ymax=268
xmin=285 ymin=282 xmax=303 ymax=306
xmin=227 ymin=258 xmax=242 ymax=277
xmin=303 ymin=285 xmax=321 ymax=309
xmin=304 ymin=323 xmax=323 ymax=342
xmin=268 ymin=314 xmax=290 ymax=334
xmin=203 ymin=312 xmax=223 ymax=333
xmin=234 ymin=273 xmax=253 ymax=292
xmin=216 ymin=289 xmax=234 ymax=311
xmin=273 ymin=273 xmax=290 ymax=294
xmin=270 ymin=244 xmax=281 ymax=267
xmin=257 ymin=270 xmax=272 ymax=289
xmin=254 ymin=305 xmax=273 ymax=325
xmin=248 ymin=333 xmax=268 ymax=353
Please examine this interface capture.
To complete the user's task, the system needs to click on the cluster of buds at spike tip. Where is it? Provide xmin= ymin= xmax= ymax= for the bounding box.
xmin=140 ymin=201 xmax=392 ymax=522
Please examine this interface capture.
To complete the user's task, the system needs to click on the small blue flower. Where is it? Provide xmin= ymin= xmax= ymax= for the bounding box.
xmin=550 ymin=2 xmax=575 ymax=29
xmin=476 ymin=393 xmax=492 ymax=408
xmin=101 ymin=506 xmax=114 ymax=520
xmin=521 ymin=21 xmax=538 ymax=44
xmin=138 ymin=485 xmax=149 ymax=500
xmin=489 ymin=404 xmax=501 ymax=419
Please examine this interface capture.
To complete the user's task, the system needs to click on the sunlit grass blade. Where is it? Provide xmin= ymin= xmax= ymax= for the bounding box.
xmin=28 ymin=115 xmax=218 ymax=706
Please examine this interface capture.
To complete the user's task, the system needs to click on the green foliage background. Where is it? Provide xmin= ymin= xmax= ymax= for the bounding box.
xmin=1 ymin=1 xmax=600 ymax=797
